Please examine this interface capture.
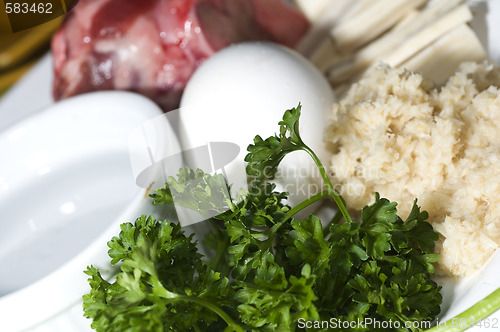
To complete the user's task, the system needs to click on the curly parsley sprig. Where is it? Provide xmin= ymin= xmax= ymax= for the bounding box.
xmin=245 ymin=104 xmax=352 ymax=223
xmin=84 ymin=105 xmax=443 ymax=331
xmin=83 ymin=216 xmax=243 ymax=331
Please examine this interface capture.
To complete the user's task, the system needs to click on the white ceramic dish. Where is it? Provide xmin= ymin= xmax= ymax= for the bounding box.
xmin=0 ymin=91 xmax=178 ymax=332
xmin=0 ymin=1 xmax=499 ymax=331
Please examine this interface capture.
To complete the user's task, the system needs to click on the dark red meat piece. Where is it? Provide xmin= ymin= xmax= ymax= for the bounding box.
xmin=51 ymin=0 xmax=309 ymax=111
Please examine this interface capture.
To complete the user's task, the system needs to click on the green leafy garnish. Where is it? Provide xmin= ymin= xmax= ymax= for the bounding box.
xmin=84 ymin=104 xmax=444 ymax=331
xmin=245 ymin=106 xmax=351 ymax=223
xmin=83 ymin=215 xmax=240 ymax=331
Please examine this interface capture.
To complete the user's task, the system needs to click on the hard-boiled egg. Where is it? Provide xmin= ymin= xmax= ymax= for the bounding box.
xmin=178 ymin=42 xmax=335 ymax=209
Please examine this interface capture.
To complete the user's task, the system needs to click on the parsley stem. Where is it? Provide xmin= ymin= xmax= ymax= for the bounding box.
xmin=283 ymin=189 xmax=331 ymax=222
xmin=173 ymin=295 xmax=244 ymax=331
xmin=302 ymin=145 xmax=352 ymax=223
xmin=424 ymin=287 xmax=500 ymax=332
xmin=150 ymin=267 xmax=243 ymax=331
xmin=209 ymin=220 xmax=230 ymax=272
xmin=323 ymin=209 xmax=343 ymax=233
xmin=271 ymin=190 xmax=334 ymax=242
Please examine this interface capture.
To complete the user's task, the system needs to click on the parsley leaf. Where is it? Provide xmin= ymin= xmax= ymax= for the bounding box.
xmin=151 ymin=167 xmax=234 ymax=216
xmin=244 ymin=106 xmax=305 ymax=185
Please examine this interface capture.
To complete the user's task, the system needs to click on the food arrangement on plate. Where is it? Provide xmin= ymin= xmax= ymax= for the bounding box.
xmin=1 ymin=0 xmax=500 ymax=331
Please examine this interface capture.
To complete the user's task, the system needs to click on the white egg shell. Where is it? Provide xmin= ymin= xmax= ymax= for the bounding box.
xmin=179 ymin=42 xmax=335 ymax=208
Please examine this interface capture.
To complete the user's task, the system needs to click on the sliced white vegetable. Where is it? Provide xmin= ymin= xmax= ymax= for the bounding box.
xmin=310 ymin=39 xmax=346 ymax=72
xmin=326 ymin=0 xmax=467 ymax=85
xmin=383 ymin=4 xmax=472 ymax=67
xmin=331 ymin=0 xmax=427 ymax=52
xmin=309 ymin=0 xmax=429 ymax=73
xmin=340 ymin=0 xmax=381 ymax=22
xmin=293 ymin=0 xmax=335 ymax=22
xmin=296 ymin=0 xmax=354 ymax=57
xmin=402 ymin=24 xmax=487 ymax=84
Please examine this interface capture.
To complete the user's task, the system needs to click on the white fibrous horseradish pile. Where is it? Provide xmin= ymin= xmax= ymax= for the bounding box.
xmin=295 ymin=0 xmax=499 ymax=277
xmin=325 ymin=62 xmax=500 ymax=277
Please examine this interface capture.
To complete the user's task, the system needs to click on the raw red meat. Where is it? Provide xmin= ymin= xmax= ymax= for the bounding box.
xmin=51 ymin=0 xmax=309 ymax=111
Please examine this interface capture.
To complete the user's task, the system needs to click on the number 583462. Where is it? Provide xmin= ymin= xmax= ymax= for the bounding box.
xmin=5 ymin=2 xmax=53 ymax=14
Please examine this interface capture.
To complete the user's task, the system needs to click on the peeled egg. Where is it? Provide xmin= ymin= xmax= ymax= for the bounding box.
xmin=178 ymin=42 xmax=335 ymax=208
